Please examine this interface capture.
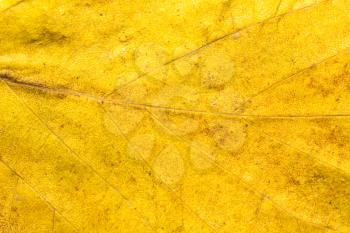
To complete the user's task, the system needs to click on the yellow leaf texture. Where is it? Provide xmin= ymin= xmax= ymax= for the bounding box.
xmin=1 ymin=0 xmax=350 ymax=232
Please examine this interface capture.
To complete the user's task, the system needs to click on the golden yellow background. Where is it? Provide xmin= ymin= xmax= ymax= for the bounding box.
xmin=0 ymin=0 xmax=350 ymax=232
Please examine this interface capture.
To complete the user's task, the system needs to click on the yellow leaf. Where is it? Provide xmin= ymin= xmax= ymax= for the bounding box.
xmin=1 ymin=0 xmax=350 ymax=232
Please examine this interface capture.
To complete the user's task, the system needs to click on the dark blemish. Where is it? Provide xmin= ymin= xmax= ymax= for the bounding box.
xmin=219 ymin=0 xmax=233 ymax=20
xmin=311 ymin=172 xmax=325 ymax=181
xmin=174 ymin=226 xmax=184 ymax=232
xmin=201 ymin=127 xmax=211 ymax=136
xmin=288 ymin=176 xmax=300 ymax=186
xmin=26 ymin=27 xmax=68 ymax=46
xmin=129 ymin=176 xmax=136 ymax=183
xmin=309 ymin=123 xmax=350 ymax=152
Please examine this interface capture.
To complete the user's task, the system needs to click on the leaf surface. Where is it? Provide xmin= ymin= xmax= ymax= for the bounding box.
xmin=1 ymin=0 xmax=350 ymax=232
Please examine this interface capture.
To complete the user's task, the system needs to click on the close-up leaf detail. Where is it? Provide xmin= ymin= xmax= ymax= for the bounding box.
xmin=0 ymin=0 xmax=350 ymax=232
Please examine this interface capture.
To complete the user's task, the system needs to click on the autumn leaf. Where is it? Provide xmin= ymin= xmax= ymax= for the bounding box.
xmin=1 ymin=0 xmax=350 ymax=232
